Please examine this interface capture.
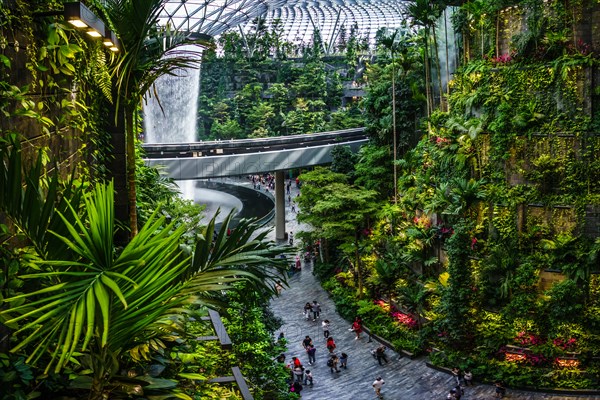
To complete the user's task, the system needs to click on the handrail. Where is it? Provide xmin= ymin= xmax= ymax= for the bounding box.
xmin=197 ymin=310 xmax=252 ymax=398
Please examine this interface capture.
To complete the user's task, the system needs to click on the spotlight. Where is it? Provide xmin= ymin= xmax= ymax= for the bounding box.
xmin=64 ymin=2 xmax=106 ymax=40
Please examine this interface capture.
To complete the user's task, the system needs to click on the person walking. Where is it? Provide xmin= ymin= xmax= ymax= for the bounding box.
xmin=326 ymin=337 xmax=336 ymax=353
xmin=306 ymin=344 xmax=316 ymax=365
xmin=303 ymin=302 xmax=312 ymax=320
xmin=447 ymin=388 xmax=458 ymax=399
xmin=463 ymin=370 xmax=473 ymax=386
xmin=291 ymin=356 xmax=302 ymax=369
xmin=494 ymin=381 xmax=506 ymax=398
xmin=303 ymin=369 xmax=313 ymax=386
xmin=372 ymin=376 xmax=385 ymax=399
xmin=375 ymin=345 xmax=388 ymax=365
xmin=292 ymin=365 xmax=304 ymax=383
xmin=339 ymin=352 xmax=348 ymax=369
xmin=275 ymin=280 xmax=283 ymax=295
xmin=328 ymin=353 xmax=340 ymax=373
xmin=302 ymin=335 xmax=313 ymax=350
xmin=322 ymin=319 xmax=330 ymax=339
xmin=311 ymin=300 xmax=321 ymax=321
xmin=451 ymin=367 xmax=463 ymax=386
xmin=351 ymin=317 xmax=362 ymax=340
xmin=290 ymin=381 xmax=302 ymax=395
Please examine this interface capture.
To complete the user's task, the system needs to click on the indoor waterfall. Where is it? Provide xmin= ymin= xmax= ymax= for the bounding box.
xmin=143 ymin=44 xmax=201 ymax=144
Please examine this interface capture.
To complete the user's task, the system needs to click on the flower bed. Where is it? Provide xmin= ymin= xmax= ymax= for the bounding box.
xmin=374 ymin=299 xmax=419 ymax=329
xmin=322 ymin=277 xmax=424 ymax=354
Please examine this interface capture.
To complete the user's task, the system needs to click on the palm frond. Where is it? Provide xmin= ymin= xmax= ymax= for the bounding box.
xmin=0 ymin=135 xmax=84 ymax=259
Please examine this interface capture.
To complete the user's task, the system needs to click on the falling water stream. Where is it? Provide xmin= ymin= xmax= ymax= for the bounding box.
xmin=143 ymin=45 xmax=201 ymax=144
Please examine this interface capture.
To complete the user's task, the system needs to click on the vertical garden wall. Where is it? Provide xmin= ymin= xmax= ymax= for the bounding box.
xmin=300 ymin=0 xmax=600 ymax=390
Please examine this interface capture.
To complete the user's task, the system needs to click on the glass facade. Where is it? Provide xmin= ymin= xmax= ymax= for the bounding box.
xmin=159 ymin=0 xmax=408 ymax=45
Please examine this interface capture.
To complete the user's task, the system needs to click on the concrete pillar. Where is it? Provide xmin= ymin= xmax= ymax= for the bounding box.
xmin=275 ymin=170 xmax=286 ymax=240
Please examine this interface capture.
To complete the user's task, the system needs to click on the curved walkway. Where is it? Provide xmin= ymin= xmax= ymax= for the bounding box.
xmin=266 ymin=183 xmax=597 ymax=400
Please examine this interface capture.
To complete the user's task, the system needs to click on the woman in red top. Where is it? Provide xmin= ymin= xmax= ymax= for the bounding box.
xmin=351 ymin=317 xmax=362 ymax=340
xmin=326 ymin=337 xmax=336 ymax=353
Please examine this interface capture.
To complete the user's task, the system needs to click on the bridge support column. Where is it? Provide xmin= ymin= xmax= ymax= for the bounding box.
xmin=275 ymin=170 xmax=286 ymax=241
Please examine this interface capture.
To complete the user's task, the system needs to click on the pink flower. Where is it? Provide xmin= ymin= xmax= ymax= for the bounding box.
xmin=471 ymin=237 xmax=478 ymax=250
xmin=391 ymin=311 xmax=418 ymax=329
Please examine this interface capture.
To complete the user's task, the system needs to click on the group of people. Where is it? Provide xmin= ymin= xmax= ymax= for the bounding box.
xmin=287 ymin=355 xmax=313 ymax=395
xmin=447 ymin=367 xmax=478 ymax=399
xmin=303 ymin=300 xmax=321 ymax=321
xmin=282 ymin=304 xmax=368 ymax=395
xmin=249 ymin=173 xmax=275 ymax=192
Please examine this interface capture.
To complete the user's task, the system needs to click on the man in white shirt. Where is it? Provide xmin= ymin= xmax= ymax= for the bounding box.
xmin=372 ymin=376 xmax=385 ymax=398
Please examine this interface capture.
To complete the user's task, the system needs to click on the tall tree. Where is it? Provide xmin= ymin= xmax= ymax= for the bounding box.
xmin=406 ymin=0 xmax=443 ymax=117
xmin=379 ymin=30 xmax=400 ymax=203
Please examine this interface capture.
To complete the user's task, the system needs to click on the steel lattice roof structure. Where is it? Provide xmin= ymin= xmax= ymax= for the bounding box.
xmin=158 ymin=0 xmax=409 ymax=47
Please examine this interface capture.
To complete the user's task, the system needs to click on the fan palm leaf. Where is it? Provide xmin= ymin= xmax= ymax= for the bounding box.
xmin=0 ymin=135 xmax=83 ymax=259
xmin=185 ymin=210 xmax=290 ymax=303
xmin=1 ymin=182 xmax=189 ymax=373
xmin=2 ymin=182 xmax=289 ymax=398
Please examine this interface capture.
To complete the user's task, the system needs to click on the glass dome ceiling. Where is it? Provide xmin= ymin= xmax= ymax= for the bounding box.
xmin=159 ymin=0 xmax=409 ymax=45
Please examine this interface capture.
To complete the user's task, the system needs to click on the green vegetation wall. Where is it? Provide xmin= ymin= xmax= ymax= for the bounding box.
xmin=391 ymin=0 xmax=600 ymax=381
xmin=0 ymin=1 xmax=114 ymax=181
xmin=198 ymin=28 xmax=366 ymax=140
xmin=301 ymin=0 xmax=600 ymax=388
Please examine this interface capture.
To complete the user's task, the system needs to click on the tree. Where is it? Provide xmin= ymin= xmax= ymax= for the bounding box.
xmin=297 ymin=167 xmax=379 ymax=296
xmin=354 ymin=144 xmax=394 ymax=198
xmin=379 ymin=29 xmax=400 ymax=203
xmin=330 ymin=145 xmax=357 ymax=181
xmin=104 ymin=0 xmax=210 ymax=238
xmin=1 ymin=182 xmax=288 ymax=399
xmin=405 ymin=0 xmax=443 ymax=117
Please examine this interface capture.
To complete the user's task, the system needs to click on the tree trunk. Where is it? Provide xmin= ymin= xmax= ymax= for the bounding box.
xmin=444 ymin=9 xmax=451 ymax=112
xmin=125 ymin=107 xmax=138 ymax=238
xmin=495 ymin=11 xmax=500 ymax=58
xmin=391 ymin=52 xmax=397 ymax=204
xmin=424 ymin=30 xmax=433 ymax=119
xmin=432 ymin=24 xmax=444 ymax=111
xmin=355 ymin=231 xmax=363 ymax=298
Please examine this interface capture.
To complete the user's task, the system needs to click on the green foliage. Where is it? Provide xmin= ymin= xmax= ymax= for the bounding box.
xmin=438 ymin=223 xmax=477 ymax=350
xmin=354 ymin=144 xmax=393 ymax=198
xmin=198 ymin=26 xmax=366 ymax=140
xmin=222 ymin=283 xmax=293 ymax=400
xmin=297 ymin=167 xmax=379 ymax=243
xmin=0 ymin=354 xmax=37 ymax=400
xmin=322 ymin=277 xmax=359 ymax=320
xmin=0 ymin=177 xmax=288 ymax=398
xmin=0 ymin=136 xmax=84 ymax=260
xmin=330 ymin=145 xmax=357 ymax=181
xmin=539 ymin=279 xmax=584 ymax=328
xmin=361 ymin=46 xmax=425 ymax=150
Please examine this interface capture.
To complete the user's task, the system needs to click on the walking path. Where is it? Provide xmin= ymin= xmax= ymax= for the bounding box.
xmin=223 ymin=176 xmax=598 ymax=399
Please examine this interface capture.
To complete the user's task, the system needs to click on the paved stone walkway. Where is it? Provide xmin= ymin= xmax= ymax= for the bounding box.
xmin=222 ymin=176 xmax=598 ymax=400
xmin=264 ymin=180 xmax=598 ymax=400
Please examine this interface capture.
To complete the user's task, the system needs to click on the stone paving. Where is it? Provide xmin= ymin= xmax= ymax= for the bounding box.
xmin=227 ymin=176 xmax=599 ymax=400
